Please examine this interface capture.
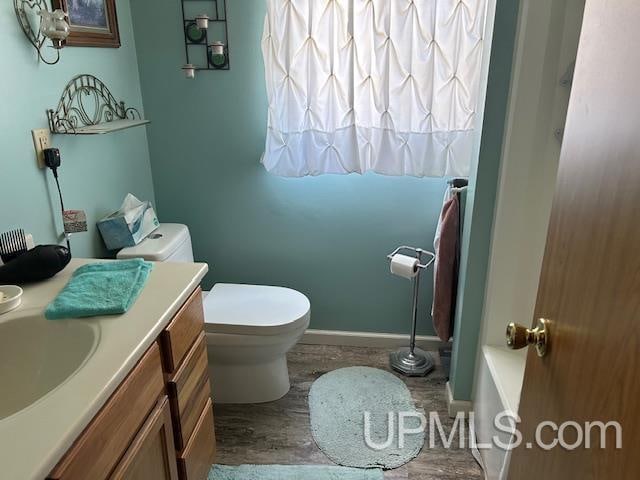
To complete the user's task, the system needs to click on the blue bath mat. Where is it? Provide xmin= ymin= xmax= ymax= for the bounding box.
xmin=309 ymin=367 xmax=425 ymax=469
xmin=209 ymin=464 xmax=383 ymax=479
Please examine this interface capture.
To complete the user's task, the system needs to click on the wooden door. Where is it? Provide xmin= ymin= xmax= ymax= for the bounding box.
xmin=508 ymin=1 xmax=640 ymax=478
xmin=110 ymin=396 xmax=179 ymax=480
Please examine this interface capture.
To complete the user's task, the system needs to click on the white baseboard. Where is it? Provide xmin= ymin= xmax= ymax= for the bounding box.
xmin=446 ymin=381 xmax=473 ymax=418
xmin=301 ymin=329 xmax=448 ymax=357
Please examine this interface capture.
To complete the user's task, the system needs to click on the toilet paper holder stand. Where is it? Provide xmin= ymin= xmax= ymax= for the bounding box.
xmin=387 ymin=245 xmax=436 ymax=377
xmin=386 ymin=245 xmax=435 ymax=270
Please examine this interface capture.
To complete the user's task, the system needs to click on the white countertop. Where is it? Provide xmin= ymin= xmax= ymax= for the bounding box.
xmin=0 ymin=258 xmax=208 ymax=480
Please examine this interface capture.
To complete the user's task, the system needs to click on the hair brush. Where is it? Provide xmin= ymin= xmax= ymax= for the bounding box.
xmin=0 ymin=229 xmax=28 ymax=264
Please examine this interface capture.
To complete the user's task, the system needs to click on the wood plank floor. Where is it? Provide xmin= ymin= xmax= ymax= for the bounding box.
xmin=213 ymin=344 xmax=483 ymax=479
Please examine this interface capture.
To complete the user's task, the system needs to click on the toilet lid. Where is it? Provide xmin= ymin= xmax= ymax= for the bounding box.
xmin=203 ymin=283 xmax=311 ymax=336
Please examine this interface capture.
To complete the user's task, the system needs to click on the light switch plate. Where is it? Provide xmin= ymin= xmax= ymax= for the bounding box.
xmin=31 ymin=128 xmax=51 ymax=168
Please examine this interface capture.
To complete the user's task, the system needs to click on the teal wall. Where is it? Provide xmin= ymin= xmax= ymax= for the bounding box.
xmin=0 ymin=1 xmax=154 ymax=258
xmin=449 ymin=0 xmax=522 ymax=401
xmin=131 ymin=0 xmax=450 ymax=335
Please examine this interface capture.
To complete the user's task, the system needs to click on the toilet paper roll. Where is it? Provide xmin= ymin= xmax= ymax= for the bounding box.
xmin=390 ymin=254 xmax=419 ymax=279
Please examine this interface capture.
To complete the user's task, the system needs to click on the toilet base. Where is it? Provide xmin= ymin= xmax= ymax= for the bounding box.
xmin=208 ymin=356 xmax=291 ymax=404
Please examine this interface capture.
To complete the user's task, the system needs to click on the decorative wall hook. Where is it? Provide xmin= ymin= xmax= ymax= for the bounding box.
xmin=14 ymin=0 xmax=70 ymax=65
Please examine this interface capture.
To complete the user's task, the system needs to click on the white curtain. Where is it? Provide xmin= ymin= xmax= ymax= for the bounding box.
xmin=261 ymin=0 xmax=487 ymax=177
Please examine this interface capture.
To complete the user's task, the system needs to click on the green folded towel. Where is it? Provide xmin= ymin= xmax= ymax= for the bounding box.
xmin=45 ymin=259 xmax=153 ymax=320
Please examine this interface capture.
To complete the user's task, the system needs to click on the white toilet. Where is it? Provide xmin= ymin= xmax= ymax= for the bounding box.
xmin=117 ymin=223 xmax=311 ymax=404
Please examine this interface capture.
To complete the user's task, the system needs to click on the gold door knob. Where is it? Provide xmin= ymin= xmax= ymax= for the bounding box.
xmin=506 ymin=318 xmax=549 ymax=357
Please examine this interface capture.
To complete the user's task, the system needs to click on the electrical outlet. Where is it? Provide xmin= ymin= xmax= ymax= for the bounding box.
xmin=31 ymin=128 xmax=52 ymax=168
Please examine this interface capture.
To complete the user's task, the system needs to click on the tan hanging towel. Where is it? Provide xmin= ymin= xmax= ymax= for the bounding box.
xmin=431 ymin=192 xmax=460 ymax=342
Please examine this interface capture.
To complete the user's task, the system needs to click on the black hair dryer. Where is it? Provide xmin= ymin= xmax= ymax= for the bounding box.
xmin=0 ymin=245 xmax=71 ymax=284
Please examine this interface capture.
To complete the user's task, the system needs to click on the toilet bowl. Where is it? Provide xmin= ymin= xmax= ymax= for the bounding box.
xmin=203 ymin=283 xmax=310 ymax=403
xmin=117 ymin=223 xmax=311 ymax=404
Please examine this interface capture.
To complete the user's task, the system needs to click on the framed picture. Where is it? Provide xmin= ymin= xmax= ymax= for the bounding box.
xmin=52 ymin=0 xmax=120 ymax=48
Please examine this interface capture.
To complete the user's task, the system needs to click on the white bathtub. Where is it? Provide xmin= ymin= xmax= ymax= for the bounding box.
xmin=473 ymin=346 xmax=526 ymax=480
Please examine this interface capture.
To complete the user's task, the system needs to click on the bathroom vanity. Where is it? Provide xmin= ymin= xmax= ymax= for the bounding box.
xmin=0 ymin=259 xmax=214 ymax=480
xmin=48 ymin=287 xmax=215 ymax=480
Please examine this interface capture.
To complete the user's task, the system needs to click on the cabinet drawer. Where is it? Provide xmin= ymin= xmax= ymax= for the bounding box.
xmin=177 ymin=399 xmax=216 ymax=480
xmin=167 ymin=333 xmax=211 ymax=450
xmin=161 ymin=287 xmax=204 ymax=373
xmin=49 ymin=343 xmax=165 ymax=480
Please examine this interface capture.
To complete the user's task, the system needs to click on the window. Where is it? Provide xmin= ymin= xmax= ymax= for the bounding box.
xmin=261 ymin=0 xmax=487 ymax=177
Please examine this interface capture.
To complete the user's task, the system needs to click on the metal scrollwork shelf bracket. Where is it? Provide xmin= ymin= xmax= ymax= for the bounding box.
xmin=47 ymin=74 xmax=148 ymax=135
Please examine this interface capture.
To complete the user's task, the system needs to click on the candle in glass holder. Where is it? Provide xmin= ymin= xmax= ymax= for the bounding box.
xmin=195 ymin=14 xmax=210 ymax=29
xmin=182 ymin=64 xmax=196 ymax=79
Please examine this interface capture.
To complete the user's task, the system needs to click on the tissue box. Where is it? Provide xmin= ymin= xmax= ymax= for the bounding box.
xmin=97 ymin=194 xmax=160 ymax=250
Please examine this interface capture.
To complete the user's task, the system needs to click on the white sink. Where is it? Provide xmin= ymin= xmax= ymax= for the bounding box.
xmin=0 ymin=311 xmax=99 ymax=420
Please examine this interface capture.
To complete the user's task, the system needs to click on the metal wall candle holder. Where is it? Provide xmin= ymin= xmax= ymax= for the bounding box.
xmin=14 ymin=0 xmax=70 ymax=65
xmin=180 ymin=0 xmax=230 ymax=78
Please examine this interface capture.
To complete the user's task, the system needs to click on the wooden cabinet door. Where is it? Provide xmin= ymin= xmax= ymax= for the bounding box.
xmin=110 ymin=396 xmax=179 ymax=480
xmin=508 ymin=0 xmax=640 ymax=477
xmin=49 ymin=344 xmax=165 ymax=480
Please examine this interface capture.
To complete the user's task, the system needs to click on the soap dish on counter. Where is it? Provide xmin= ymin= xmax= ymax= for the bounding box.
xmin=0 ymin=285 xmax=23 ymax=315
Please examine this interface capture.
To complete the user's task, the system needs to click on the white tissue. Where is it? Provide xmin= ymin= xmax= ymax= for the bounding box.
xmin=120 ymin=194 xmax=148 ymax=224
xmin=390 ymin=254 xmax=419 ymax=279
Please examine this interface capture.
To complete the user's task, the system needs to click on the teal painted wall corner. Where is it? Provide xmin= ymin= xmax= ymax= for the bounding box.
xmin=449 ymin=0 xmax=522 ymax=401
xmin=0 ymin=0 xmax=155 ymax=258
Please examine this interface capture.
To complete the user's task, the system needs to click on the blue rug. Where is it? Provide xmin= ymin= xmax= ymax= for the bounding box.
xmin=209 ymin=464 xmax=383 ymax=479
xmin=309 ymin=367 xmax=425 ymax=469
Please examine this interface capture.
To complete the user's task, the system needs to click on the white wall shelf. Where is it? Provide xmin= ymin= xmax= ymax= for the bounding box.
xmin=65 ymin=119 xmax=151 ymax=135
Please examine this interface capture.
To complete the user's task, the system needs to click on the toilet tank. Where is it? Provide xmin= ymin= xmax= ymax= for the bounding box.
xmin=116 ymin=223 xmax=194 ymax=262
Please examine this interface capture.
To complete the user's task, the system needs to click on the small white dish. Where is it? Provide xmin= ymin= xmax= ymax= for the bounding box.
xmin=0 ymin=285 xmax=23 ymax=315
